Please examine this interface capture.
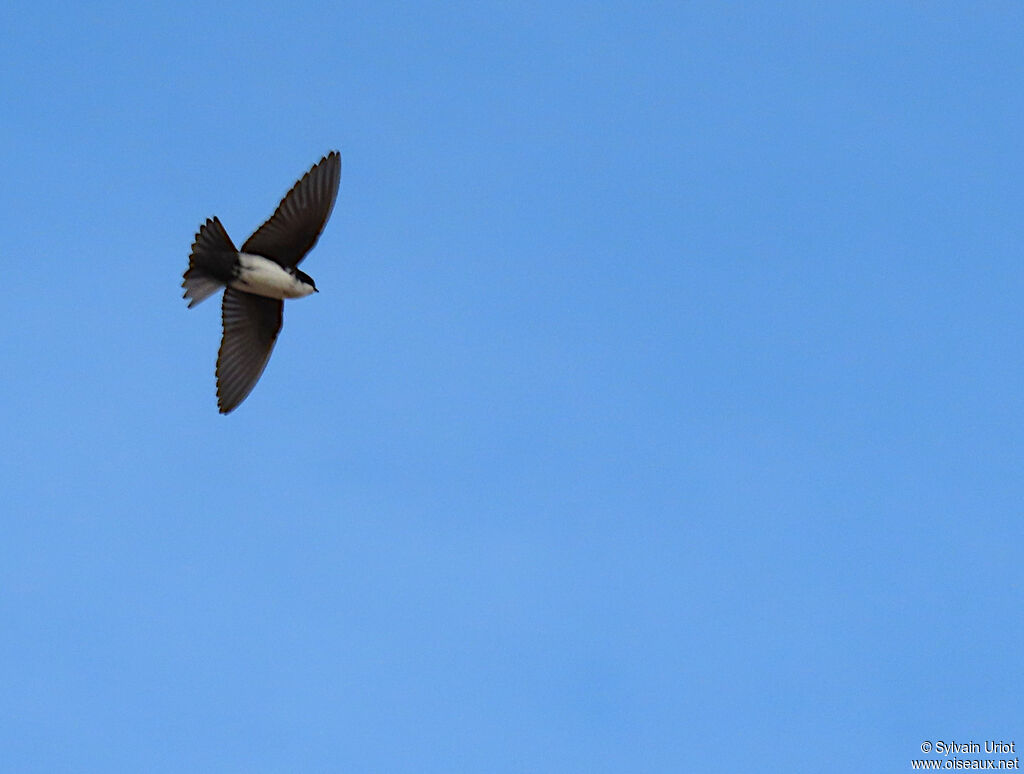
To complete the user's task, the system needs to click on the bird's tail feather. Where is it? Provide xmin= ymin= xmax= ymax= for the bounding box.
xmin=183 ymin=217 xmax=237 ymax=308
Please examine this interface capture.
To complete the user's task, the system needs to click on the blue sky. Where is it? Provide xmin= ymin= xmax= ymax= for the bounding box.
xmin=2 ymin=1 xmax=1023 ymax=771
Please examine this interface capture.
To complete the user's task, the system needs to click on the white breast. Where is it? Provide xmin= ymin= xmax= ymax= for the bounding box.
xmin=230 ymin=253 xmax=314 ymax=300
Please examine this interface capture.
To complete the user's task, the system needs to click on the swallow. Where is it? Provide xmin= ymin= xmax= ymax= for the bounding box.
xmin=183 ymin=151 xmax=341 ymax=413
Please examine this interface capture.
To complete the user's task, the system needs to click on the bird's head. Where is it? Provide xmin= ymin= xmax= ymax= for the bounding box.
xmin=293 ymin=267 xmax=318 ymax=293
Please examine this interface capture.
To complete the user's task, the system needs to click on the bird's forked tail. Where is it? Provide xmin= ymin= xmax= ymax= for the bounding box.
xmin=182 ymin=217 xmax=238 ymax=308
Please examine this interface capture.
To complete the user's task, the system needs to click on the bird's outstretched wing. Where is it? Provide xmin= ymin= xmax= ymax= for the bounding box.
xmin=216 ymin=287 xmax=284 ymax=414
xmin=241 ymin=151 xmax=341 ymax=268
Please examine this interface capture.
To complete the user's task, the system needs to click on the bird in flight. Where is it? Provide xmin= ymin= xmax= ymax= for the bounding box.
xmin=183 ymin=151 xmax=341 ymax=413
